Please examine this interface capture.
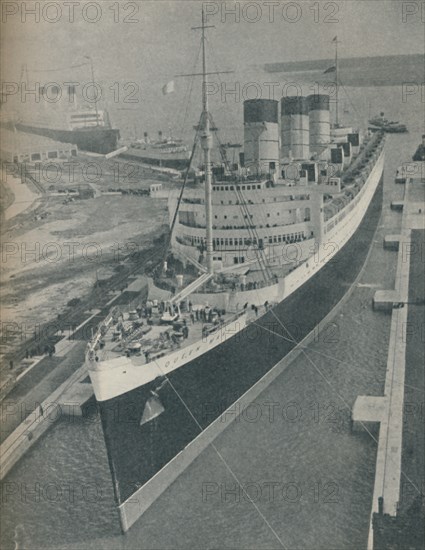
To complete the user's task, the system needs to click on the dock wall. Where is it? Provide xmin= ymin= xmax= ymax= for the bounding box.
xmin=363 ymin=176 xmax=425 ymax=549
xmin=0 ymin=365 xmax=88 ymax=480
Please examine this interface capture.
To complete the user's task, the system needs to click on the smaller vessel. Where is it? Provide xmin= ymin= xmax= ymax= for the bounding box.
xmin=121 ymin=130 xmax=190 ymax=169
xmin=382 ymin=122 xmax=408 ymax=134
xmin=412 ymin=135 xmax=425 ymax=161
xmin=369 ymin=112 xmax=408 ymax=134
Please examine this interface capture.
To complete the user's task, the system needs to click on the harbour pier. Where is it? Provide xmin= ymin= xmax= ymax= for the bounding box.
xmin=352 ymin=173 xmax=424 ymax=549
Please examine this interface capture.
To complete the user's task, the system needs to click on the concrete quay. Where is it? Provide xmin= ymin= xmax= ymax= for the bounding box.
xmin=0 ymin=360 xmax=89 ymax=480
xmin=351 ymin=174 xmax=424 ymax=549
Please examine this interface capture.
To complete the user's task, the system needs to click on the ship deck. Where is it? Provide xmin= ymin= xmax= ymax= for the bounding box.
xmin=94 ymin=304 xmax=256 ymax=366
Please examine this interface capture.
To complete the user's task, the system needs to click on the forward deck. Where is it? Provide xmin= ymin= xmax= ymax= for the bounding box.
xmin=92 ymin=303 xmax=249 ymax=367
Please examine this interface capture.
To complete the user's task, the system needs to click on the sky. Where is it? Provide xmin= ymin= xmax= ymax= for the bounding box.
xmin=2 ymin=1 xmax=423 ymax=81
xmin=1 ymin=1 xmax=423 ymax=138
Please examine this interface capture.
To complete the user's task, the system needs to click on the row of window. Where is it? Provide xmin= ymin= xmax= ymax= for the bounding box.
xmin=13 ymin=149 xmax=77 ymax=163
xmin=213 ymin=184 xmax=262 ymax=192
xmin=214 ymin=211 xmax=292 ymax=220
xmin=217 ymin=195 xmax=310 ymax=206
xmin=182 ymin=194 xmax=310 ymax=206
xmin=176 ymin=232 xmax=309 ymax=249
xmin=325 ymin=181 xmax=364 ymax=233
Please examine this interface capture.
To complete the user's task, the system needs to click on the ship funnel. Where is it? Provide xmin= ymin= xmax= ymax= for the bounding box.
xmin=307 ymin=94 xmax=330 ymax=158
xmin=281 ymin=96 xmax=310 ymax=160
xmin=158 ymin=130 xmax=163 ymax=140
xmin=243 ymin=99 xmax=279 ymax=175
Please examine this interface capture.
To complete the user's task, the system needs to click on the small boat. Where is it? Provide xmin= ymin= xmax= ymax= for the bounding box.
xmin=368 ymin=112 xmax=408 ymax=134
xmin=412 ymin=135 xmax=425 ymax=161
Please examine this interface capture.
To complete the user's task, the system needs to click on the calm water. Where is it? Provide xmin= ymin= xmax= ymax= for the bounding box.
xmin=0 ymin=85 xmax=423 ymax=549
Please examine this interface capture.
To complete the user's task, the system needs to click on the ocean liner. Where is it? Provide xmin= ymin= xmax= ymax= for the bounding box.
xmin=15 ymin=114 xmax=119 ymax=155
xmin=86 ymin=12 xmax=385 ymax=532
xmin=9 ymin=72 xmax=120 ymax=154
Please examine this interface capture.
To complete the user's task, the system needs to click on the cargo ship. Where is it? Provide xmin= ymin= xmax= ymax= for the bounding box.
xmin=9 ymin=82 xmax=120 ymax=155
xmin=120 ymin=131 xmax=190 ymax=170
xmin=15 ymin=109 xmax=120 ymax=155
xmin=86 ymin=12 xmax=385 ymax=532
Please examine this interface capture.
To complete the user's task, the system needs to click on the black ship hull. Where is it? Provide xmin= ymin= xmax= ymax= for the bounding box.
xmin=97 ymin=172 xmax=384 ymax=512
xmin=120 ymin=150 xmax=190 ymax=170
xmin=15 ymin=123 xmax=120 ymax=155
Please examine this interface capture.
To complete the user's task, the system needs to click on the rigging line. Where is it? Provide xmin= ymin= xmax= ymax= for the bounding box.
xmin=207 ymin=124 xmax=270 ymax=281
xmin=248 ymin=301 xmax=423 ymax=498
xmin=233 ymin=186 xmax=273 ymax=282
xmin=243 ymin=201 xmax=383 ymax=424
xmin=206 ymin=120 xmax=266 ymax=273
xmin=232 ymin=189 xmax=269 ymax=282
xmin=161 ymin=115 xmax=203 ymax=267
xmin=205 ymin=35 xmax=240 ymax=148
xmin=338 ymin=77 xmax=362 ymax=125
xmin=249 ymin=288 xmax=422 ymax=497
xmin=208 ymin=112 xmax=274 ymax=281
xmin=203 ymin=54 xmax=277 ymax=241
xmin=178 ymin=38 xmax=203 ymax=140
xmin=145 ymin=355 xmax=287 ymax=549
xmin=244 ymin=316 xmax=425 ymax=395
xmin=210 ymin=129 xmax=280 ymax=253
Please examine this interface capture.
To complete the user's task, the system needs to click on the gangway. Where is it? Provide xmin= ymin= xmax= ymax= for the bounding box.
xmin=180 ymin=253 xmax=207 ymax=273
xmin=171 ymin=272 xmax=213 ymax=303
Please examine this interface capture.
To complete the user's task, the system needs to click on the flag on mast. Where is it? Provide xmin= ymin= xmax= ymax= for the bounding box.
xmin=162 ymin=80 xmax=175 ymax=95
xmin=332 ymin=36 xmax=337 ymax=42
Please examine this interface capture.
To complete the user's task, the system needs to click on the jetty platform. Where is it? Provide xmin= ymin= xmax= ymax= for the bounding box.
xmin=351 ymin=173 xmax=424 ymax=549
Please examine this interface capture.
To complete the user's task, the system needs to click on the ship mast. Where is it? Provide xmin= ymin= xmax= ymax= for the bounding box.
xmin=174 ymin=9 xmax=233 ymax=274
xmin=84 ymin=55 xmax=99 ymax=127
xmin=334 ymin=36 xmax=339 ymax=127
xmin=199 ymin=7 xmax=214 ymax=274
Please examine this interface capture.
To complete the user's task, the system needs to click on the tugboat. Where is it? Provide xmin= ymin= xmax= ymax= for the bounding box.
xmin=86 ymin=11 xmax=386 ymax=532
xmin=369 ymin=112 xmax=408 ymax=134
